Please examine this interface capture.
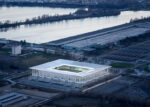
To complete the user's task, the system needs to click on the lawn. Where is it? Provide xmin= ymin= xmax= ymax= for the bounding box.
xmin=124 ymin=69 xmax=135 ymax=73
xmin=0 ymin=48 xmax=10 ymax=55
xmin=144 ymin=64 xmax=150 ymax=73
xmin=0 ymin=52 xmax=68 ymax=72
xmin=20 ymin=52 xmax=68 ymax=67
xmin=110 ymin=62 xmax=134 ymax=68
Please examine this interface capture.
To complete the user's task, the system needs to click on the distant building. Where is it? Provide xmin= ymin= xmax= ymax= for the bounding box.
xmin=0 ymin=92 xmax=26 ymax=107
xmin=12 ymin=45 xmax=22 ymax=56
xmin=30 ymin=47 xmax=44 ymax=52
xmin=28 ymin=44 xmax=45 ymax=52
xmin=46 ymin=48 xmax=55 ymax=54
xmin=0 ymin=38 xmax=9 ymax=45
xmin=30 ymin=59 xmax=111 ymax=88
xmin=0 ymin=92 xmax=46 ymax=107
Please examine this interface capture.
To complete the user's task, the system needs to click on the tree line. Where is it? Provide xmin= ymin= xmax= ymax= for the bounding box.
xmin=0 ymin=8 xmax=120 ymax=31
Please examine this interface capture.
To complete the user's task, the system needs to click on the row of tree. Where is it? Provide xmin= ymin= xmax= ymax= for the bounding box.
xmin=0 ymin=0 xmax=149 ymax=10
xmin=0 ymin=8 xmax=120 ymax=31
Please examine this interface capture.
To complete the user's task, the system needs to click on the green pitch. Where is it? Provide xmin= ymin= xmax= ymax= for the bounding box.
xmin=55 ymin=65 xmax=89 ymax=73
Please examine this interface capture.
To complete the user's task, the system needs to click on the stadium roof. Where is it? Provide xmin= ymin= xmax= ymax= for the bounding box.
xmin=30 ymin=59 xmax=111 ymax=77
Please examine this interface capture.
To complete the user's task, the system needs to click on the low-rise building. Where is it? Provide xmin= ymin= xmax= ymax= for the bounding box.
xmin=0 ymin=92 xmax=27 ymax=107
xmin=11 ymin=45 xmax=22 ymax=56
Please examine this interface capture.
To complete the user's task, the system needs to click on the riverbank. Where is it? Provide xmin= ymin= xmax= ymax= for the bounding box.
xmin=0 ymin=1 xmax=150 ymax=10
xmin=0 ymin=8 xmax=120 ymax=31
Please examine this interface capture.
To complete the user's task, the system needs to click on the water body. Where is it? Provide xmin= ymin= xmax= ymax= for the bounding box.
xmin=0 ymin=6 xmax=77 ymax=22
xmin=0 ymin=10 xmax=150 ymax=43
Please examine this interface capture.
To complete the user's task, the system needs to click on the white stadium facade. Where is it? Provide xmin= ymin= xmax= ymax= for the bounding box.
xmin=30 ymin=59 xmax=111 ymax=88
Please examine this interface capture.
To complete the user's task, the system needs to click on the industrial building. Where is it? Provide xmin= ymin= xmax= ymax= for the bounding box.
xmin=102 ymin=40 xmax=150 ymax=62
xmin=0 ymin=92 xmax=49 ymax=107
xmin=47 ymin=22 xmax=150 ymax=50
xmin=30 ymin=59 xmax=111 ymax=88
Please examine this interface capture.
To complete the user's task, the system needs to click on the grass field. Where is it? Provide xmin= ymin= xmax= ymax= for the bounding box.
xmin=19 ymin=52 xmax=68 ymax=67
xmin=0 ymin=48 xmax=10 ymax=55
xmin=0 ymin=51 xmax=68 ymax=72
xmin=110 ymin=62 xmax=134 ymax=68
xmin=55 ymin=65 xmax=88 ymax=73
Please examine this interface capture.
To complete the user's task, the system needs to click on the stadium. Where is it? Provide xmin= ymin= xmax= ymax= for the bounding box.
xmin=30 ymin=59 xmax=111 ymax=88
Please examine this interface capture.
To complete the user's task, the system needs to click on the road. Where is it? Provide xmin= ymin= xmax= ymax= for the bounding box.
xmin=82 ymin=75 xmax=121 ymax=93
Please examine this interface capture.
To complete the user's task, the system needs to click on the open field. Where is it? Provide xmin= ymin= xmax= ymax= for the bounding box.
xmin=0 ymin=48 xmax=10 ymax=55
xmin=20 ymin=52 xmax=67 ymax=67
xmin=110 ymin=62 xmax=134 ymax=68
xmin=0 ymin=51 xmax=68 ymax=72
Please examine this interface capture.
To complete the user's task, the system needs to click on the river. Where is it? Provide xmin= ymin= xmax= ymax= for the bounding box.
xmin=0 ymin=6 xmax=77 ymax=22
xmin=0 ymin=7 xmax=150 ymax=44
